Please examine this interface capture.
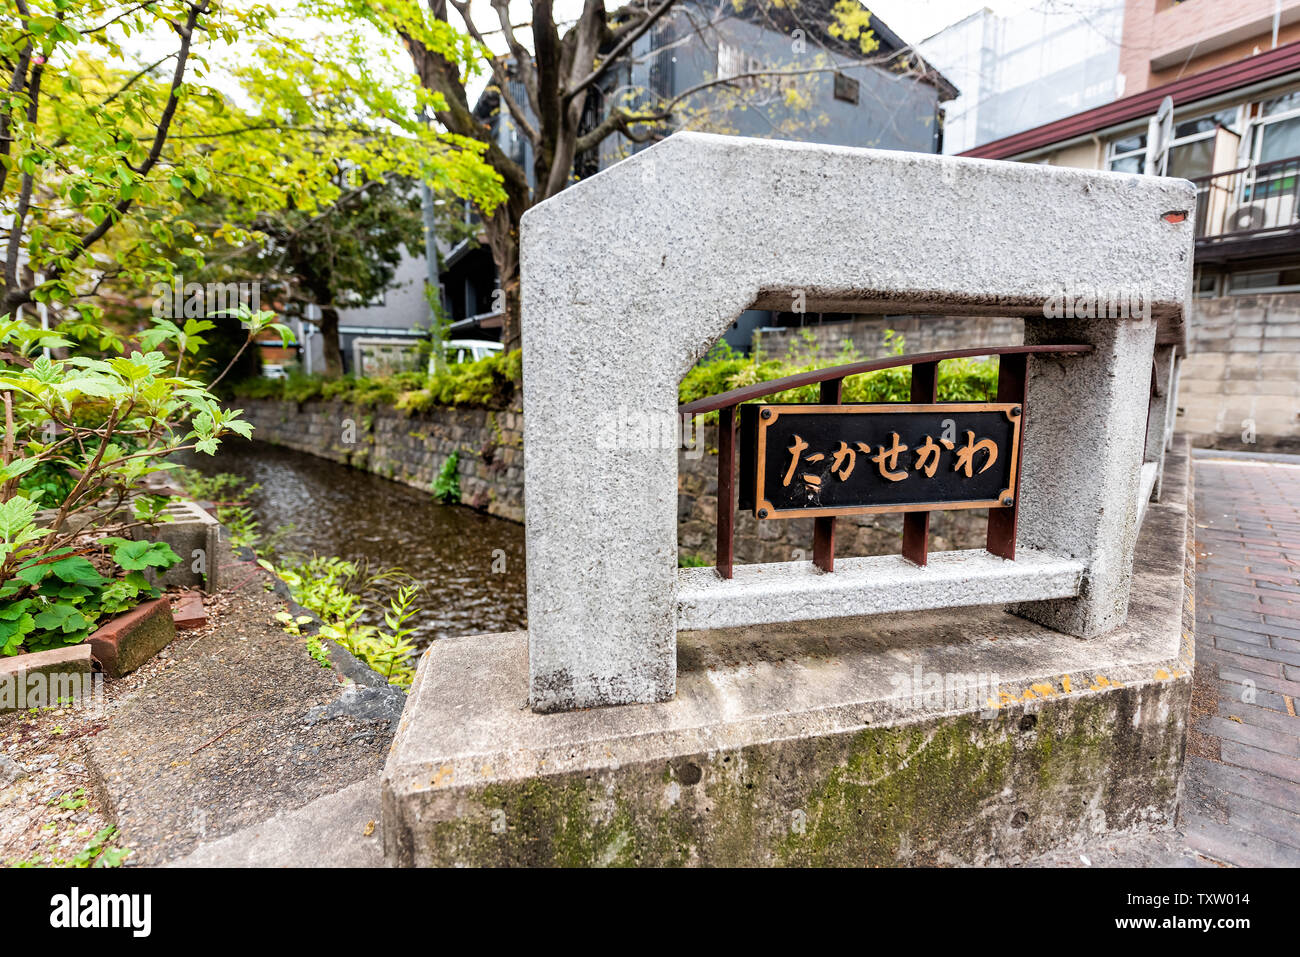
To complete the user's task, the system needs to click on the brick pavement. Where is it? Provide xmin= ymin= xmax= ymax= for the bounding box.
xmin=1187 ymin=452 xmax=1300 ymax=866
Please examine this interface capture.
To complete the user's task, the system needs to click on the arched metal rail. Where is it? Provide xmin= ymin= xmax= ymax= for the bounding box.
xmin=678 ymin=343 xmax=1096 ymax=578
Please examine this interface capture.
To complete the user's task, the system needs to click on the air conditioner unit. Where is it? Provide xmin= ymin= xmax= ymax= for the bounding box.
xmin=1230 ymin=193 xmax=1298 ymax=233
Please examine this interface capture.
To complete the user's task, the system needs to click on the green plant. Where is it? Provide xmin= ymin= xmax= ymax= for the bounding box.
xmin=267 ymin=554 xmax=421 ymax=686
xmin=678 ymin=330 xmax=999 ymax=420
xmin=0 ymin=313 xmax=280 ymax=578
xmin=173 ymin=468 xmax=261 ymax=503
xmin=0 ymin=538 xmax=178 ymax=655
xmin=231 ymin=350 xmax=523 ymax=412
xmin=0 ymin=312 xmax=275 ymax=655
xmin=433 ymin=451 xmax=461 ymax=504
xmin=343 ymin=583 xmax=420 ymax=685
xmin=174 ymin=469 xmax=278 ymax=552
xmin=305 ymin=635 xmax=333 ymax=669
xmin=678 ymin=552 xmax=710 ymax=568
xmin=216 ymin=505 xmax=261 ymax=550
xmin=71 ymin=827 xmax=130 ymax=869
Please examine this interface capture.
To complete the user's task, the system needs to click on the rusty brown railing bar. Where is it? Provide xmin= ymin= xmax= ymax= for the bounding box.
xmin=901 ymin=360 xmax=939 ymax=566
xmin=716 ymin=405 xmax=736 ymax=579
xmin=985 ymin=352 xmax=1028 ymax=560
xmin=812 ymin=377 xmax=843 ymax=572
xmin=678 ymin=344 xmax=1094 ymax=416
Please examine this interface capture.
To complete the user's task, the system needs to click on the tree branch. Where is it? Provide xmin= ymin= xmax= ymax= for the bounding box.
xmin=5 ymin=0 xmax=208 ymax=314
xmin=3 ymin=58 xmax=41 ymax=294
xmin=565 ymin=0 xmax=678 ymax=104
xmin=0 ymin=25 xmax=33 ymax=199
xmin=449 ymin=0 xmax=540 ymax=145
xmin=489 ymin=0 xmax=541 ymax=120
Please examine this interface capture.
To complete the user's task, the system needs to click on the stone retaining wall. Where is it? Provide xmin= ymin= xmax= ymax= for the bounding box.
xmin=1177 ymin=293 xmax=1300 ymax=450
xmin=237 ymin=398 xmax=526 ymax=523
xmin=236 ymin=399 xmax=990 ymax=563
xmin=752 ymin=315 xmax=1024 ymax=362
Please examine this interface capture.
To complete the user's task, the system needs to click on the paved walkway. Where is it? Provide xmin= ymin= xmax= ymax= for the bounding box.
xmin=1187 ymin=451 xmax=1300 ymax=866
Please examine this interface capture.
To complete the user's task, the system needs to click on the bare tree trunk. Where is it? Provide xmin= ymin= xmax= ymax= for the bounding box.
xmin=483 ymin=200 xmax=525 ymax=353
xmin=319 ymin=305 xmax=343 ymax=377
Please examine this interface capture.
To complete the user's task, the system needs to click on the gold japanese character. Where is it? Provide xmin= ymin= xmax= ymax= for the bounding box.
xmin=914 ymin=435 xmax=943 ymax=478
xmin=782 ymin=434 xmax=809 ymax=487
xmin=953 ymin=430 xmax=998 ymax=477
xmin=870 ymin=432 xmax=909 ymax=482
xmin=830 ymin=441 xmax=856 ymax=481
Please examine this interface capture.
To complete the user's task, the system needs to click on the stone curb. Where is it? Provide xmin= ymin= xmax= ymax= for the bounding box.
xmin=86 ymin=597 xmax=176 ymax=679
xmin=0 ymin=644 xmax=93 ymax=712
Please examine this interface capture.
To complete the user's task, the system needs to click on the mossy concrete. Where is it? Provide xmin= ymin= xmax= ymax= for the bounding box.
xmin=383 ymin=440 xmax=1195 ymax=866
xmin=386 ymin=681 xmax=1188 ymax=866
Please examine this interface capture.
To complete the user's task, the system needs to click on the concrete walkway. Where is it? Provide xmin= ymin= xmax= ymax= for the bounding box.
xmin=1186 ymin=450 xmax=1300 ymax=866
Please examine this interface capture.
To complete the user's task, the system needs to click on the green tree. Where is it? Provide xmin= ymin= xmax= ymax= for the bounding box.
xmin=0 ymin=0 xmax=505 ymax=342
xmin=228 ymin=176 xmax=426 ymax=377
xmin=322 ymin=0 xmax=937 ymax=351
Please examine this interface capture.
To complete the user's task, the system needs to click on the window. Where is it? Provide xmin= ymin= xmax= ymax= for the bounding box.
xmin=833 ymin=72 xmax=859 ymax=105
xmin=1253 ymin=91 xmax=1300 ymax=164
xmin=1108 ymin=133 xmax=1146 ymax=173
xmin=1165 ymin=109 xmax=1238 ymax=179
xmin=1108 ymin=108 xmax=1238 ymax=178
xmin=1226 ymin=267 xmax=1300 ymax=294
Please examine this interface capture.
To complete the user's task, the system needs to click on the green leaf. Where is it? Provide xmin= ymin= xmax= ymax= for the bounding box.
xmin=109 ymin=539 xmax=180 ymax=572
xmin=47 ymin=555 xmax=107 ymax=586
xmin=33 ymin=602 xmax=91 ymax=634
xmin=0 ymin=496 xmax=40 ymax=541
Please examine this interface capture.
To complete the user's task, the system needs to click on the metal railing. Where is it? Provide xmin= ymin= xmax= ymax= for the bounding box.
xmin=1190 ymin=155 xmax=1300 ymax=241
xmin=679 ymin=344 xmax=1095 ymax=579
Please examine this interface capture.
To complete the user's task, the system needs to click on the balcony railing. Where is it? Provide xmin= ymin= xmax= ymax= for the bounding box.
xmin=1191 ymin=155 xmax=1300 ymax=242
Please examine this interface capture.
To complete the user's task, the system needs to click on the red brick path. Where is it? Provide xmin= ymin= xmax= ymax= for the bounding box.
xmin=1187 ymin=455 xmax=1300 ymax=866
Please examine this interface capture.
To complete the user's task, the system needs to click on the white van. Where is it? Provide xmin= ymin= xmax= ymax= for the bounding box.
xmin=431 ymin=339 xmax=503 ymax=370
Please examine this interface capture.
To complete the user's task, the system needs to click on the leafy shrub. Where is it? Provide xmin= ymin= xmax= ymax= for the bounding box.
xmin=432 ymin=451 xmax=461 ymax=504
xmin=269 ymin=555 xmax=420 ymax=686
xmin=0 ymin=539 xmax=178 ymax=655
xmin=173 ymin=467 xmax=261 ymax=503
xmin=0 ymin=311 xmax=279 ymax=655
xmin=230 ymin=350 xmax=522 ymax=412
xmin=678 ymin=330 xmax=999 ymax=416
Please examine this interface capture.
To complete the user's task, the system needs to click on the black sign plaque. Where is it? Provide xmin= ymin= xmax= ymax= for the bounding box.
xmin=738 ymin=403 xmax=1022 ymax=519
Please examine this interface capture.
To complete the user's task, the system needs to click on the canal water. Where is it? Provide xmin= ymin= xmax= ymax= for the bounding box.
xmin=188 ymin=440 xmax=528 ymax=647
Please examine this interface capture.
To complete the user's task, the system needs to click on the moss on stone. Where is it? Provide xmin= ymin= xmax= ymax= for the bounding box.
xmin=394 ymin=679 xmax=1191 ymax=867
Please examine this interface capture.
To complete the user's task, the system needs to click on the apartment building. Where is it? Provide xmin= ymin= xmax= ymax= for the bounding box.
xmin=961 ymin=1 xmax=1300 ymax=448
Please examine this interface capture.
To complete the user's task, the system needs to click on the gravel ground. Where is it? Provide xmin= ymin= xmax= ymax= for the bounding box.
xmin=0 ymin=541 xmax=403 ymax=868
xmin=0 ymin=588 xmax=230 ymax=867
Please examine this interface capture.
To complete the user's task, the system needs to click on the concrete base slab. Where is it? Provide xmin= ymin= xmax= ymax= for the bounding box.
xmin=383 ymin=440 xmax=1195 ymax=866
xmin=171 ymin=778 xmax=384 ymax=868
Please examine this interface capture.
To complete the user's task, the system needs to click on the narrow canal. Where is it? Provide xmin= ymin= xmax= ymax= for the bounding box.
xmin=189 ymin=441 xmax=528 ymax=647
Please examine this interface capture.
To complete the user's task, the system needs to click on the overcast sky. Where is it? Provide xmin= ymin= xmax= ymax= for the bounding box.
xmin=479 ymin=1 xmax=1053 ymax=53
xmin=867 ymin=1 xmax=1046 ymax=46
